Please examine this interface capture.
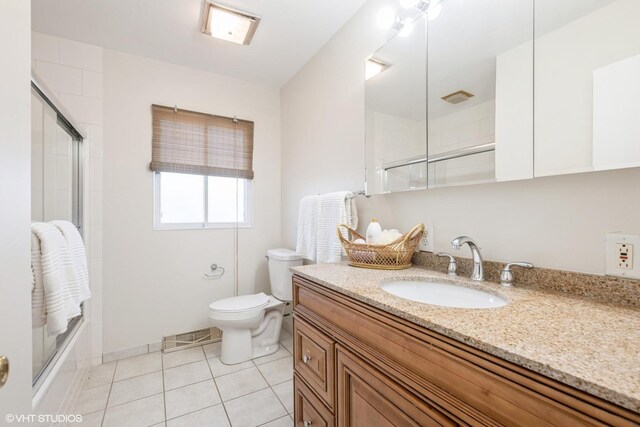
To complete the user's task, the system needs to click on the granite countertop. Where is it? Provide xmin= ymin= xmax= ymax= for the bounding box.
xmin=291 ymin=263 xmax=640 ymax=413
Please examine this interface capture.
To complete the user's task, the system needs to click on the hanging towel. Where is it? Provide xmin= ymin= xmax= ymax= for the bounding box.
xmin=296 ymin=195 xmax=319 ymax=261
xmin=316 ymin=191 xmax=351 ymax=263
xmin=347 ymin=196 xmax=359 ymax=231
xmin=31 ymin=223 xmax=72 ymax=336
xmin=52 ymin=220 xmax=91 ymax=306
xmin=31 ymin=231 xmax=46 ymax=328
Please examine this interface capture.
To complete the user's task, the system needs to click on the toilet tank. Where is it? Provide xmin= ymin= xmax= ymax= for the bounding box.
xmin=267 ymin=248 xmax=303 ymax=301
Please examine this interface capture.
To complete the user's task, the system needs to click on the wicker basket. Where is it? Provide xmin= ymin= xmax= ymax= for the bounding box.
xmin=337 ymin=223 xmax=425 ymax=270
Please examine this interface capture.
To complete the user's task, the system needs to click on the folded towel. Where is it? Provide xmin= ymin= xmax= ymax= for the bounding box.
xmin=347 ymin=196 xmax=358 ymax=231
xmin=51 ymin=220 xmax=91 ymax=306
xmin=316 ymin=191 xmax=351 ymax=263
xmin=31 ymin=223 xmax=72 ymax=336
xmin=296 ymin=195 xmax=319 ymax=261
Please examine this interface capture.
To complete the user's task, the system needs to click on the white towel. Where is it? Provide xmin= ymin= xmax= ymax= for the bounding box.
xmin=31 ymin=223 xmax=72 ymax=336
xmin=316 ymin=191 xmax=351 ymax=263
xmin=31 ymin=231 xmax=46 ymax=328
xmin=51 ymin=220 xmax=91 ymax=306
xmin=296 ymin=195 xmax=319 ymax=261
xmin=347 ymin=197 xmax=358 ymax=231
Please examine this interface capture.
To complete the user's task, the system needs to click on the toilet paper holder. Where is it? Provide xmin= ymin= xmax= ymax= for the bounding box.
xmin=203 ymin=263 xmax=225 ymax=280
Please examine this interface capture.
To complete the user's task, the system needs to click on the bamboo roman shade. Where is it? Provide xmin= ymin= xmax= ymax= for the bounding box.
xmin=150 ymin=104 xmax=254 ymax=179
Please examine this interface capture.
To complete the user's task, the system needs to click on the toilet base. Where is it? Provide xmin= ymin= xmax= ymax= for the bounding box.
xmin=216 ymin=297 xmax=286 ymax=365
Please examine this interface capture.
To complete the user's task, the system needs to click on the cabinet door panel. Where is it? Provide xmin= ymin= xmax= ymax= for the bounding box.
xmin=337 ymin=346 xmax=459 ymax=427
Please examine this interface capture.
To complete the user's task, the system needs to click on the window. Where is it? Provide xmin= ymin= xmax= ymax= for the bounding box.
xmin=149 ymin=104 xmax=254 ymax=230
xmin=154 ymin=172 xmax=252 ymax=229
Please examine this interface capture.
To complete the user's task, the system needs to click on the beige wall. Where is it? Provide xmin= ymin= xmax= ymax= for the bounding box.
xmin=281 ymin=0 xmax=640 ymax=276
xmin=103 ymin=51 xmax=282 ymax=353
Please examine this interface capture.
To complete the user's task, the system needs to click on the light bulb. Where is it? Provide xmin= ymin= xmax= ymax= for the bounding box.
xmin=427 ymin=1 xmax=442 ymax=20
xmin=399 ymin=0 xmax=421 ymax=9
xmin=398 ymin=20 xmax=413 ymax=38
xmin=377 ymin=7 xmax=396 ymax=30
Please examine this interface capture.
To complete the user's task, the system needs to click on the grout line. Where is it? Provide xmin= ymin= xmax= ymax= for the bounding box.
xmin=253 ymin=361 xmax=289 ymax=420
xmin=161 ymin=348 xmax=167 ymax=425
xmin=99 ymin=360 xmax=117 ymax=426
xmin=256 ymin=414 xmax=292 ymax=427
xmin=203 ymin=347 xmax=233 ymax=426
xmin=165 ymin=403 xmax=222 ymax=423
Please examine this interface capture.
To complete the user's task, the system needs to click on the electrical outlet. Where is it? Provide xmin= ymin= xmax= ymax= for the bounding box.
xmin=606 ymin=233 xmax=640 ymax=279
xmin=616 ymin=243 xmax=633 ymax=269
xmin=419 ymin=225 xmax=434 ymax=252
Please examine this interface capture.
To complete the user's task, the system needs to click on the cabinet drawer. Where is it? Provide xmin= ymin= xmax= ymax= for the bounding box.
xmin=293 ymin=317 xmax=335 ymax=409
xmin=294 ymin=374 xmax=335 ymax=427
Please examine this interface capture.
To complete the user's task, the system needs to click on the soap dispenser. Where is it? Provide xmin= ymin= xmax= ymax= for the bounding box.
xmin=366 ymin=218 xmax=382 ymax=244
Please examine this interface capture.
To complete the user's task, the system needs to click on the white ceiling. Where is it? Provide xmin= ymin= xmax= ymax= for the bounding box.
xmin=31 ymin=0 xmax=369 ymax=87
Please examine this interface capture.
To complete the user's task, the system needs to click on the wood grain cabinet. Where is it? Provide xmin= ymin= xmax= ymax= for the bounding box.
xmin=292 ymin=275 xmax=640 ymax=427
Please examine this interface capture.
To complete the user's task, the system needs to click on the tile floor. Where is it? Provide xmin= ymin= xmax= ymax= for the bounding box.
xmin=76 ymin=331 xmax=295 ymax=427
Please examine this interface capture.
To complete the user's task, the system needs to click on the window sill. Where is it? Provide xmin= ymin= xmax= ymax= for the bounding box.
xmin=153 ymin=222 xmax=253 ymax=231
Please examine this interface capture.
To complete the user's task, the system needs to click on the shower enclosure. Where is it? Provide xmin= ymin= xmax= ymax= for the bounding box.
xmin=30 ymin=77 xmax=85 ymax=393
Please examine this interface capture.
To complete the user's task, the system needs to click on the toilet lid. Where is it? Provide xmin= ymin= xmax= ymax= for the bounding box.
xmin=209 ymin=292 xmax=270 ymax=312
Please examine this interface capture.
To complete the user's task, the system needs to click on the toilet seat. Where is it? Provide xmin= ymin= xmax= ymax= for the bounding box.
xmin=209 ymin=292 xmax=270 ymax=313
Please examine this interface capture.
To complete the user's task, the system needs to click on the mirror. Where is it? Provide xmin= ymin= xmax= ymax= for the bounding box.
xmin=365 ymin=0 xmax=534 ymax=194
xmin=365 ymin=14 xmax=427 ymax=194
xmin=534 ymin=0 xmax=640 ymax=177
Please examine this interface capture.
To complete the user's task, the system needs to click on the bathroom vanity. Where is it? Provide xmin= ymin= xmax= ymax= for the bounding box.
xmin=291 ymin=265 xmax=640 ymax=426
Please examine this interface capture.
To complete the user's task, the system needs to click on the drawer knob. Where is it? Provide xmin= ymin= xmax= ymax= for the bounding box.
xmin=302 ymin=355 xmax=312 ymax=364
xmin=303 ymin=421 xmax=313 ymax=427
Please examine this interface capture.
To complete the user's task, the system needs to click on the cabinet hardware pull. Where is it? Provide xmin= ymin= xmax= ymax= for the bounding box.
xmin=0 ymin=356 xmax=8 ymax=388
xmin=303 ymin=421 xmax=312 ymax=427
xmin=302 ymin=355 xmax=312 ymax=364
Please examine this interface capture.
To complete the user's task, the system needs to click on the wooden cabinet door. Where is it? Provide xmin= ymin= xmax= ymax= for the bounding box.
xmin=336 ymin=346 xmax=460 ymax=427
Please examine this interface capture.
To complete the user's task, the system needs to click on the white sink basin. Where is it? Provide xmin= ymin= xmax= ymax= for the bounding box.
xmin=381 ymin=280 xmax=508 ymax=309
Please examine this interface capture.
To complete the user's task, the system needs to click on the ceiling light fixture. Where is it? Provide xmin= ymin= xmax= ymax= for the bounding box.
xmin=200 ymin=1 xmax=261 ymax=46
xmin=441 ymin=90 xmax=474 ymax=104
xmin=365 ymin=57 xmax=391 ymax=80
xmin=379 ymin=0 xmax=444 ymax=32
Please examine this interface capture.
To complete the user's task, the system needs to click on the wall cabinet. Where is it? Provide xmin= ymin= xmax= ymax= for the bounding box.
xmin=292 ymin=275 xmax=640 ymax=426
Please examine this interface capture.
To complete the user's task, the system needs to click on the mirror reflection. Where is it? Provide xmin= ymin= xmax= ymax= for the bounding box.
xmin=365 ymin=14 xmax=427 ymax=194
xmin=534 ymin=0 xmax=640 ymax=176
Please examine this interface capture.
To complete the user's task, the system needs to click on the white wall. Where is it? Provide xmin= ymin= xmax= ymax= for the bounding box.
xmin=32 ymin=31 xmax=104 ymax=366
xmin=103 ymin=51 xmax=282 ymax=354
xmin=0 ymin=0 xmax=33 ymax=416
xmin=281 ymin=0 xmax=640 ymax=276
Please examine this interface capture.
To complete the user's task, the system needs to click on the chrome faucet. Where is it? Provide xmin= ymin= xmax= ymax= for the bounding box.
xmin=451 ymin=236 xmax=483 ymax=281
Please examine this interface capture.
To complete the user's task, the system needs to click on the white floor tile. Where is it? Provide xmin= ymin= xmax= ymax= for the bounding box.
xmin=75 ymin=383 xmax=110 ymax=415
xmin=84 ymin=362 xmax=116 ymax=389
xmin=256 ymin=357 xmax=293 ymax=386
xmin=163 ymin=347 xmax=206 ymax=369
xmin=167 ymin=404 xmax=229 ymax=427
xmin=108 ymin=371 xmax=163 ymax=407
xmin=214 ymin=367 xmax=269 ymax=401
xmin=259 ymin=415 xmax=293 ymax=427
xmin=114 ymin=352 xmax=162 ymax=381
xmin=224 ymin=388 xmax=287 ymax=427
xmin=279 ymin=330 xmax=292 ymax=341
xmin=164 ymin=360 xmax=212 ymax=391
xmin=207 ymin=357 xmax=253 ymax=378
xmin=203 ymin=342 xmax=222 ymax=358
xmin=103 ymin=393 xmax=165 ymax=427
xmin=253 ymin=347 xmax=290 ymax=366
xmin=280 ymin=338 xmax=293 ymax=354
xmin=271 ymin=380 xmax=293 ymax=414
xmin=79 ymin=410 xmax=104 ymax=427
xmin=165 ymin=380 xmax=221 ymax=420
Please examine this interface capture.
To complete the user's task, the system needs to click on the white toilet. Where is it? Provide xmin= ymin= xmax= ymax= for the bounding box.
xmin=208 ymin=248 xmax=303 ymax=364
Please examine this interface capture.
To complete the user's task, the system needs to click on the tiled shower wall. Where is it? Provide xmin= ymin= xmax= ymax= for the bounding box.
xmin=31 ymin=31 xmax=104 ymax=365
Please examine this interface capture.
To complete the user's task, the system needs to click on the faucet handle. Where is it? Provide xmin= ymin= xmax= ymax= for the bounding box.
xmin=437 ymin=252 xmax=457 ymax=276
xmin=500 ymin=262 xmax=533 ymax=287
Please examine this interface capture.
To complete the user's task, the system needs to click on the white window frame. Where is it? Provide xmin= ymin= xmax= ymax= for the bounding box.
xmin=153 ymin=172 xmax=253 ymax=230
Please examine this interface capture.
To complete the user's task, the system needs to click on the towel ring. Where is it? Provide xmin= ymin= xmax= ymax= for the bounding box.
xmin=203 ymin=263 xmax=225 ymax=280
